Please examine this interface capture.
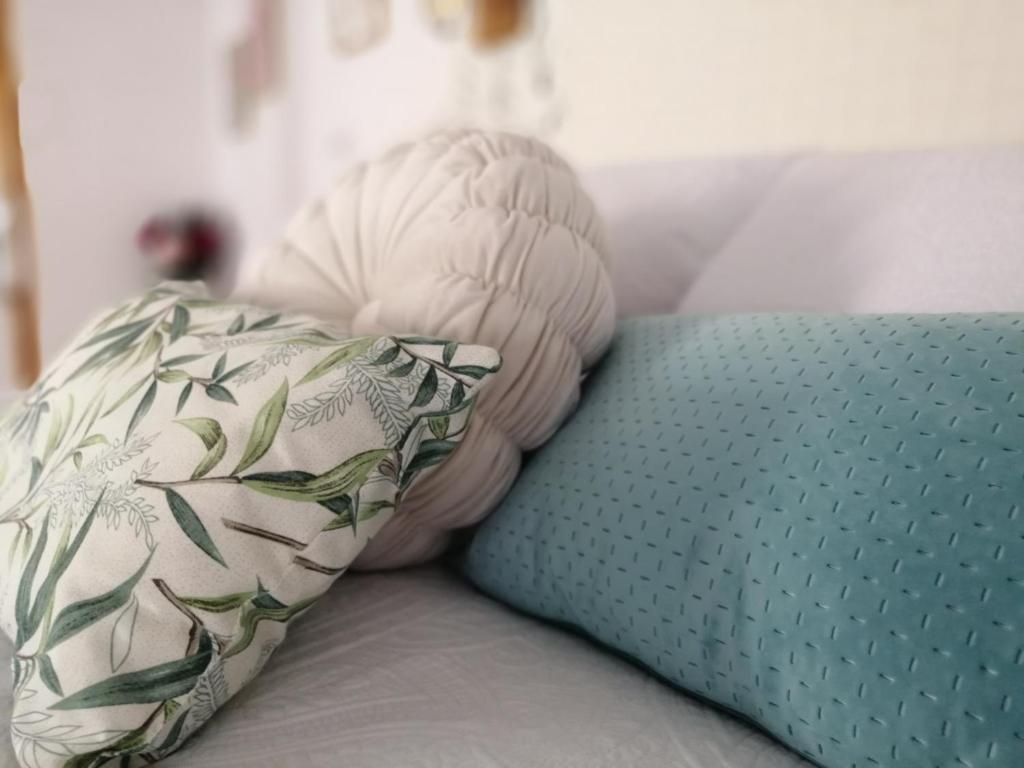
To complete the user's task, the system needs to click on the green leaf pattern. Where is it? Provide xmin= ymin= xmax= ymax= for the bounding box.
xmin=0 ymin=283 xmax=499 ymax=767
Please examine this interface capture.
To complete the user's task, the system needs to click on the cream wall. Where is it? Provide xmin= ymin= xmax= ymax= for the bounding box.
xmin=17 ymin=0 xmax=217 ymax=361
xmin=548 ymin=0 xmax=1024 ymax=165
xmin=10 ymin=0 xmax=1024 ymax=372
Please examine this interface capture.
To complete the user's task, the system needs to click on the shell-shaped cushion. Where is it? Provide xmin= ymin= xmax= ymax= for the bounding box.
xmin=236 ymin=130 xmax=616 ymax=569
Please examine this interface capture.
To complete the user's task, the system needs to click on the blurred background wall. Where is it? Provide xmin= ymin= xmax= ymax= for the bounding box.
xmin=2 ymin=0 xmax=1024 ymax=388
xmin=552 ymin=0 xmax=1024 ymax=163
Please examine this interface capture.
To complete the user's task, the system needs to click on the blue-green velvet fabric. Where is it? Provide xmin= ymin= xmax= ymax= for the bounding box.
xmin=463 ymin=314 xmax=1024 ymax=768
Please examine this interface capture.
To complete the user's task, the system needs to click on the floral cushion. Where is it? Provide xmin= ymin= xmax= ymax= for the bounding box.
xmin=0 ymin=283 xmax=499 ymax=767
xmin=238 ymin=129 xmax=616 ymax=569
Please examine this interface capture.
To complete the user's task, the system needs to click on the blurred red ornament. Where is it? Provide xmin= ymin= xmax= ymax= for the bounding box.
xmin=137 ymin=210 xmax=229 ymax=282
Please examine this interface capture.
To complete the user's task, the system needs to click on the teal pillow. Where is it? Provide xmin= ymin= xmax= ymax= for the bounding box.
xmin=464 ymin=314 xmax=1024 ymax=768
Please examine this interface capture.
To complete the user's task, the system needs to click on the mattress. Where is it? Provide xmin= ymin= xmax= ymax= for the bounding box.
xmin=1 ymin=566 xmax=809 ymax=767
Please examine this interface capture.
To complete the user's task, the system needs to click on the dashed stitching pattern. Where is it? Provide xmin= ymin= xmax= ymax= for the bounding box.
xmin=466 ymin=312 xmax=1024 ymax=768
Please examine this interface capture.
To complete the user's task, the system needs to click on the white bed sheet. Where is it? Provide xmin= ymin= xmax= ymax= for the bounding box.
xmin=1 ymin=566 xmax=810 ymax=767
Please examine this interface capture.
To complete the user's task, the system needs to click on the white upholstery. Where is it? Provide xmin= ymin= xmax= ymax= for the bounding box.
xmin=582 ymin=156 xmax=796 ymax=317
xmin=582 ymin=148 xmax=1024 ymax=317
xmin=147 ymin=567 xmax=808 ymax=768
xmin=673 ymin=149 xmax=1024 ymax=314
xmin=237 ymin=130 xmax=616 ymax=569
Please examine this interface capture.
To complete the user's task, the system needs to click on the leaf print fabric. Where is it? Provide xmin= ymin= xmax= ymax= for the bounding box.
xmin=0 ymin=282 xmax=500 ymax=767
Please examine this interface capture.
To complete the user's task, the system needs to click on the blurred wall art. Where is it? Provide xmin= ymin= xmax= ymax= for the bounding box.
xmin=6 ymin=0 xmax=1024 ymax=373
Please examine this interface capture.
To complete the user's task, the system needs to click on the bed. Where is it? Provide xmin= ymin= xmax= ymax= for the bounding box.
xmin=3 ymin=146 xmax=1022 ymax=767
xmin=0 ymin=567 xmax=805 ymax=768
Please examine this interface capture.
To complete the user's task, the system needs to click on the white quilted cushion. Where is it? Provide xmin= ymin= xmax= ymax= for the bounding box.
xmin=236 ymin=130 xmax=616 ymax=569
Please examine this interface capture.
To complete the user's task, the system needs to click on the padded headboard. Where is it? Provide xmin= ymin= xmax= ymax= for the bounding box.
xmin=584 ymin=147 xmax=1024 ymax=316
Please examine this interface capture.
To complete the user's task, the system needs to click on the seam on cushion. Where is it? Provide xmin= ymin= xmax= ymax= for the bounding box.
xmin=138 ymin=627 xmax=221 ymax=758
xmin=278 ymin=239 xmax=351 ymax=303
xmin=318 ymin=176 xmax=374 ymax=307
xmin=454 ymin=156 xmax=597 ymax=241
xmin=382 ymin=139 xmax=453 ymax=258
xmin=398 ymin=246 xmax=591 ymax=324
xmin=349 ymin=164 xmax=370 ymax=300
xmin=173 ymin=390 xmax=464 ymax=747
xmin=426 ymin=131 xmax=569 ymax=173
xmin=164 ymin=522 xmax=332 ymax=754
xmin=295 ymin=132 xmax=582 ymax=254
xmin=395 ymin=265 xmax=604 ymax=365
xmin=277 ymin=212 xmax=612 ymax=353
xmin=293 ymin=205 xmax=597 ymax=318
xmin=183 ymin=429 xmax=395 ymax=752
xmin=386 ymin=268 xmax=588 ymax=446
xmin=231 ymin=340 xmax=502 ymax=616
xmin=408 ymin=130 xmax=577 ymax=207
xmin=444 ymin=202 xmax=607 ymax=262
xmin=700 ymin=155 xmax=804 ymax=267
xmin=441 ymin=205 xmax=609 ymax=292
xmin=385 ymin=132 xmax=569 ymax=220
xmin=169 ymin=404 xmax=398 ymax=756
xmin=388 ymin=149 xmax=585 ymax=259
xmin=451 ymin=152 xmax=581 ymax=184
xmin=479 ymin=291 xmax=560 ymax=429
xmin=387 ymin=408 xmax=511 ymax=525
xmin=456 ymin=151 xmax=574 ymax=180
xmin=313 ymin=133 xmax=592 ymax=280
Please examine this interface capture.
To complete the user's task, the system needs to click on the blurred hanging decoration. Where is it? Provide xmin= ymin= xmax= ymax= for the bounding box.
xmin=421 ymin=0 xmax=527 ymax=46
xmin=449 ymin=0 xmax=563 ymax=138
xmin=0 ymin=0 xmax=41 ymax=387
xmin=329 ymin=0 xmax=527 ymax=54
xmin=138 ymin=209 xmax=233 ymax=285
xmin=320 ymin=0 xmax=559 ymax=139
xmin=231 ymin=0 xmax=284 ymax=135
xmin=421 ymin=0 xmax=468 ymax=39
xmin=328 ymin=0 xmax=391 ymax=57
xmin=470 ymin=0 xmax=527 ymax=48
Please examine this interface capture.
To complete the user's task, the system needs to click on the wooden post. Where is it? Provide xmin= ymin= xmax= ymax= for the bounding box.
xmin=0 ymin=0 xmax=41 ymax=388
